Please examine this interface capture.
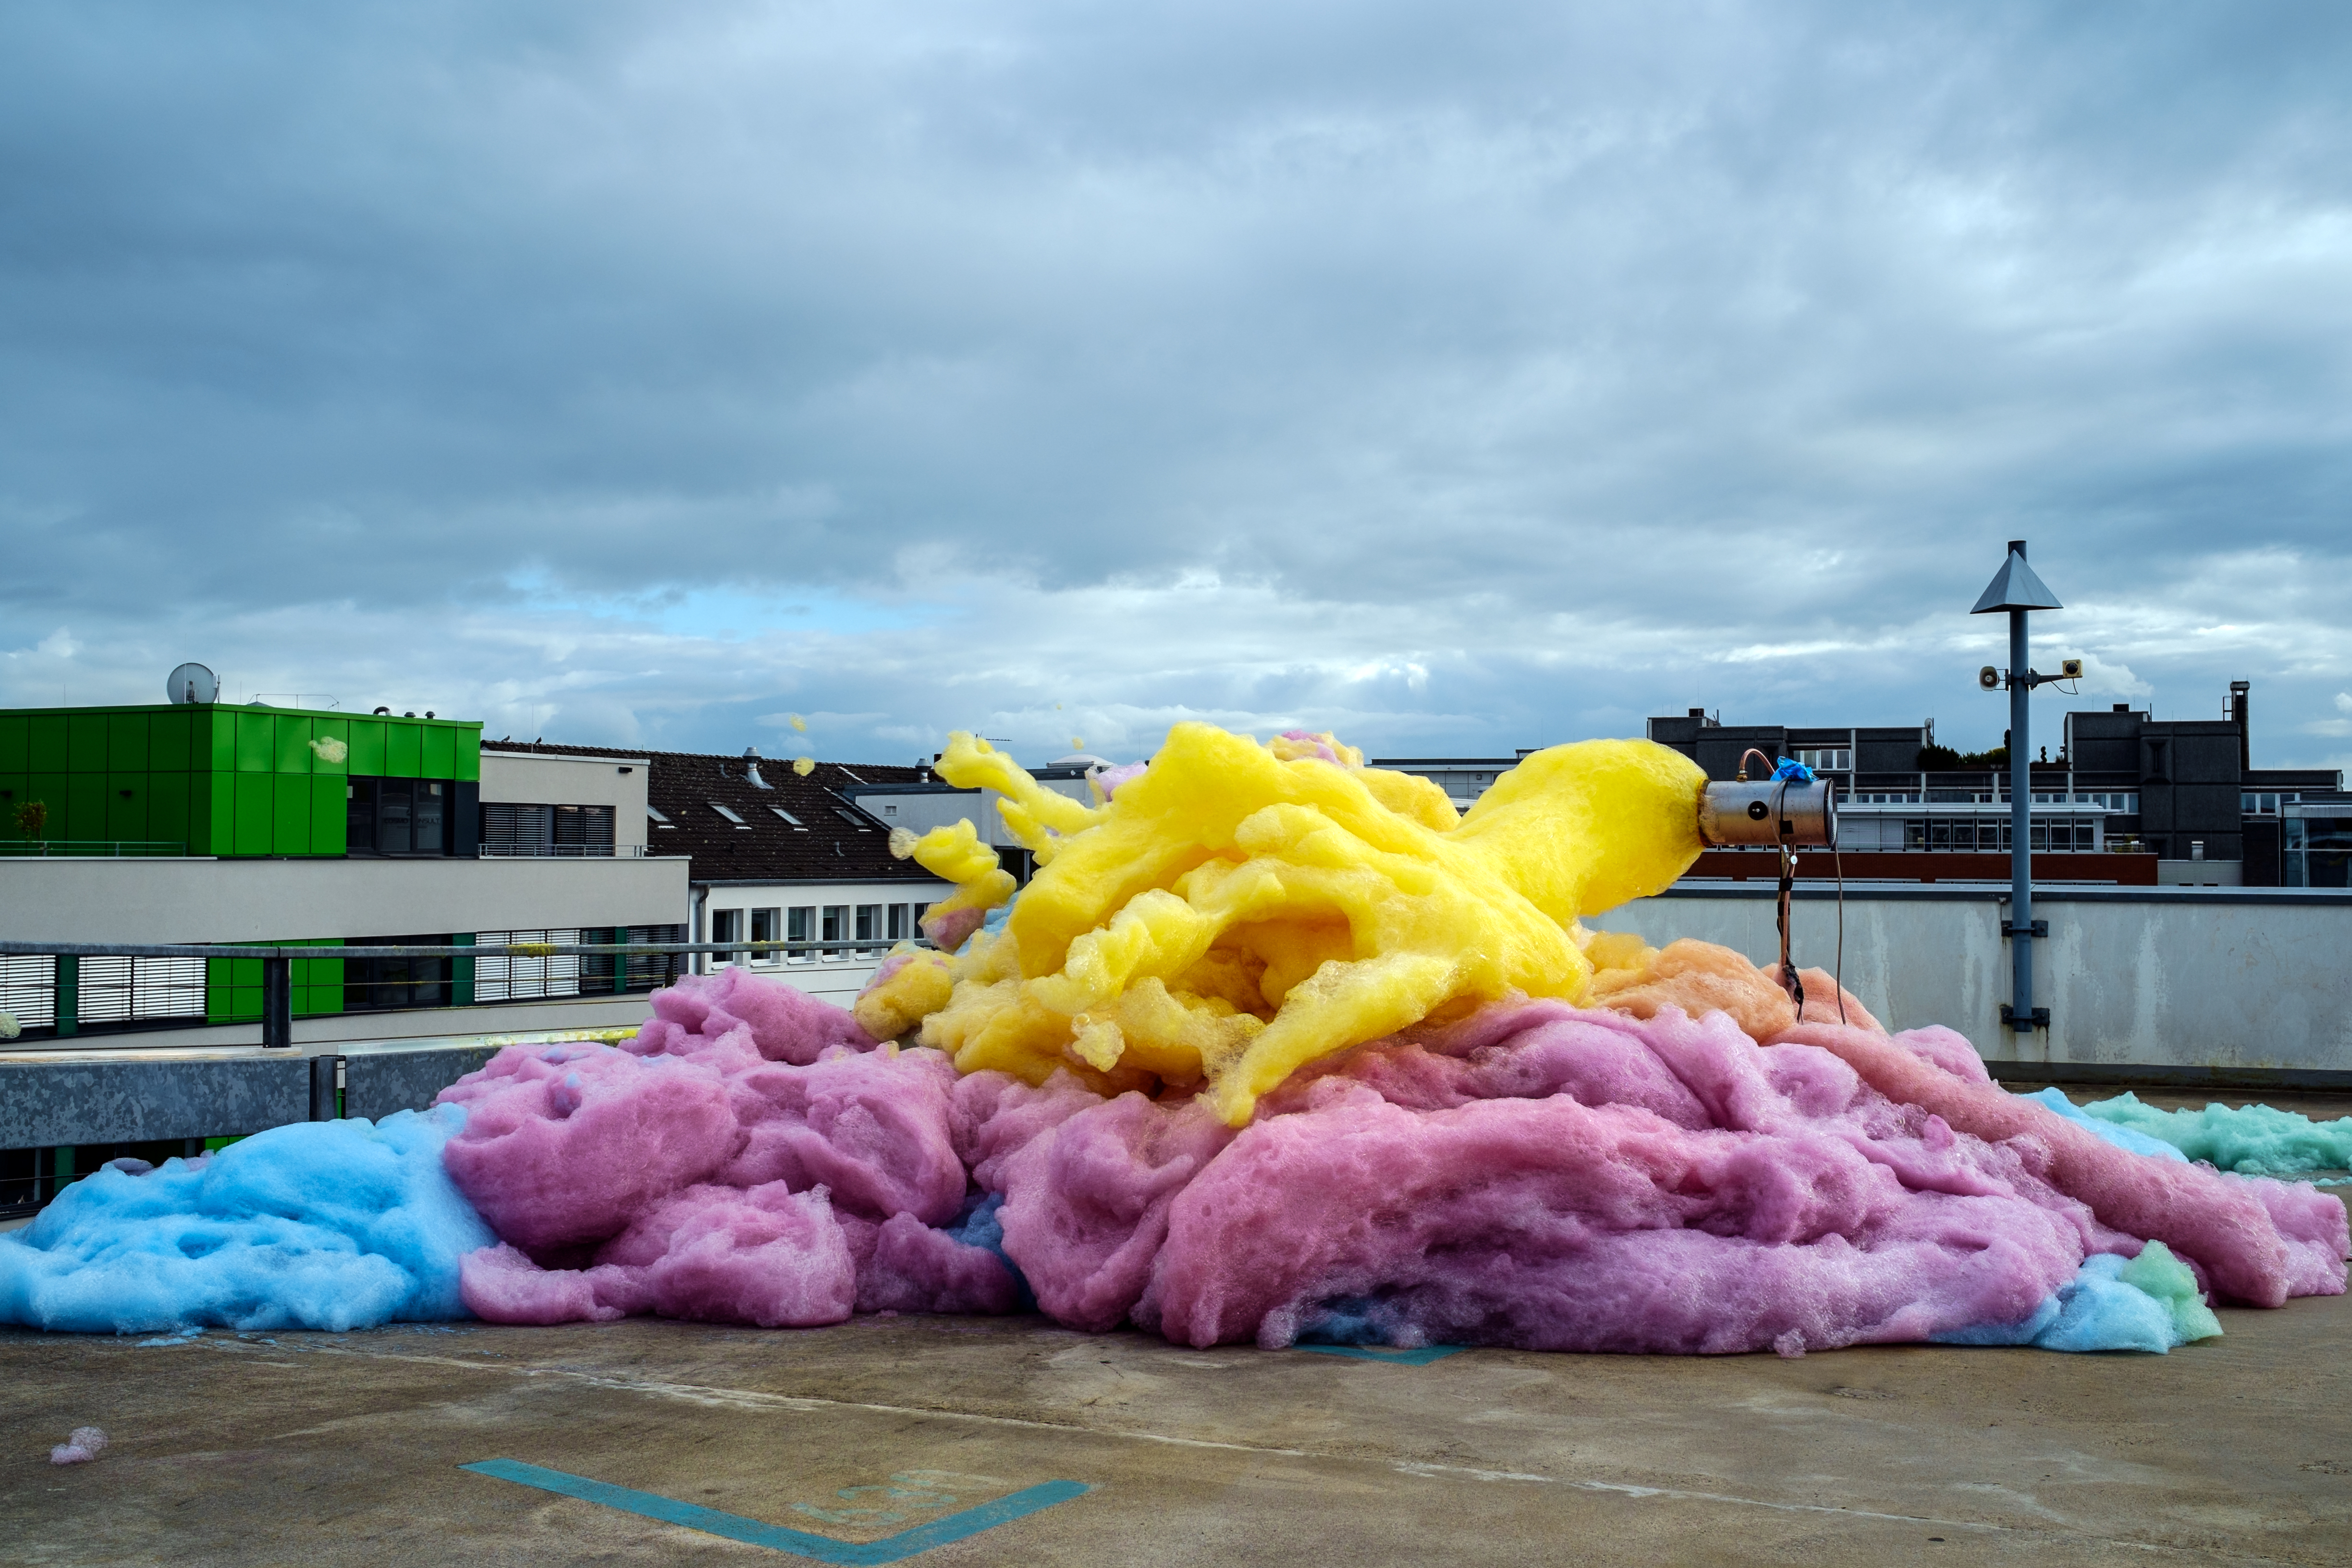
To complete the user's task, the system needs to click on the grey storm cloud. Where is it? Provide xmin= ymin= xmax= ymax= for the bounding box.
xmin=3 ymin=0 xmax=2350 ymax=766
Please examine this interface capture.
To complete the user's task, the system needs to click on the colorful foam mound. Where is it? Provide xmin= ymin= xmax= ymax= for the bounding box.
xmin=3 ymin=727 xmax=2346 ymax=1356
xmin=432 ymin=962 xmax=2336 ymax=1350
xmin=0 ymin=1107 xmax=486 ymax=1334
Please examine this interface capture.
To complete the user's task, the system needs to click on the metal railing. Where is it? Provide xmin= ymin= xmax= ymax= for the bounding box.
xmin=0 ymin=936 xmax=928 ymax=1051
xmin=476 ymin=843 xmax=653 ymax=858
xmin=0 ymin=841 xmax=192 ymax=858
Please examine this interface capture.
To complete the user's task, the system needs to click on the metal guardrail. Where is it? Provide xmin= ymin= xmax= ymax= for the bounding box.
xmin=475 ymin=845 xmax=654 ymax=858
xmin=0 ymin=841 xmax=192 ymax=857
xmin=0 ymin=937 xmax=929 ymax=1050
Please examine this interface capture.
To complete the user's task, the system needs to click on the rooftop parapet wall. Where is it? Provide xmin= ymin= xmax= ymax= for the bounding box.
xmin=1599 ymin=885 xmax=2352 ymax=1083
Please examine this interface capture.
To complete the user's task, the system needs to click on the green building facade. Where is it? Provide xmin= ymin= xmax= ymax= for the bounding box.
xmin=0 ymin=704 xmax=480 ymax=858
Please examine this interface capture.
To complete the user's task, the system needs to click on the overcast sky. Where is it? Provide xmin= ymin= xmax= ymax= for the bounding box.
xmin=4 ymin=1 xmax=2349 ymax=770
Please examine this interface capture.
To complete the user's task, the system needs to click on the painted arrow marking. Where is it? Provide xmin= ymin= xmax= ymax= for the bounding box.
xmin=1293 ymin=1344 xmax=1467 ymax=1365
xmin=463 ymin=1458 xmax=1089 ymax=1564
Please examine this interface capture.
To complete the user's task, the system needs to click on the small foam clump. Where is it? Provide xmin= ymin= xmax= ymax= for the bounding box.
xmin=0 ymin=1107 xmax=487 ymax=1334
xmin=50 ymin=1425 xmax=108 ymax=1465
xmin=444 ymin=965 xmax=1015 ymax=1327
xmin=2064 ymin=1091 xmax=2352 ymax=1176
xmin=1937 ymin=1241 xmax=2222 ymax=1353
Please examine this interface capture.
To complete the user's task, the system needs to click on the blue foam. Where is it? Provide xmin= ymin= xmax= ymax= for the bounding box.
xmin=2019 ymin=1087 xmax=2190 ymax=1163
xmin=0 ymin=1106 xmax=491 ymax=1334
xmin=1935 ymin=1243 xmax=2220 ymax=1354
xmin=944 ymin=1191 xmax=1036 ymax=1312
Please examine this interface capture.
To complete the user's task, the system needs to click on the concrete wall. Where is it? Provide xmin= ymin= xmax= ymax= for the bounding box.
xmin=1593 ymin=883 xmax=2352 ymax=1078
xmin=0 ymin=854 xmax=690 ymax=943
xmin=479 ymin=749 xmax=650 ymax=849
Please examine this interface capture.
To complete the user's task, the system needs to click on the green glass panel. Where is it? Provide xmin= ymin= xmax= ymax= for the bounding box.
xmin=69 ymin=712 xmax=108 ymax=772
xmin=208 ymin=955 xmax=261 ymax=1023
xmin=198 ymin=772 xmax=231 ymax=856
xmin=236 ymin=710 xmax=274 ymax=772
xmin=294 ymin=948 xmax=344 ymax=1017
xmin=310 ymin=775 xmax=345 ymax=854
xmin=274 ymin=775 xmax=311 ymax=855
xmin=310 ymin=716 xmax=351 ymax=775
xmin=387 ymin=722 xmax=421 ymax=777
xmin=233 ymin=773 xmax=274 ymax=854
xmin=109 ymin=712 xmax=150 ymax=772
xmin=454 ymin=727 xmax=480 ymax=782
xmin=147 ymin=709 xmax=193 ymax=772
xmin=420 ymin=724 xmax=455 ymax=779
xmin=67 ymin=773 xmax=106 ymax=839
xmin=203 ymin=710 xmax=236 ymax=771
xmin=147 ymin=772 xmax=190 ymax=853
xmin=273 ymin=714 xmax=314 ymax=774
xmin=0 ymin=714 xmax=26 ymax=771
xmin=348 ymin=719 xmax=386 ymax=775
xmin=27 ymin=714 xmax=69 ymax=772
xmin=24 ymin=773 xmax=67 ymax=841
xmin=106 ymin=775 xmax=148 ymax=843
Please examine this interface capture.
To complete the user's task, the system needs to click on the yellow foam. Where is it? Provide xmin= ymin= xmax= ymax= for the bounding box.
xmin=864 ymin=723 xmax=1705 ymax=1124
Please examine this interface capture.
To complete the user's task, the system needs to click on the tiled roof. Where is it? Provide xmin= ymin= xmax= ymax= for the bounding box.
xmin=483 ymin=741 xmax=940 ymax=886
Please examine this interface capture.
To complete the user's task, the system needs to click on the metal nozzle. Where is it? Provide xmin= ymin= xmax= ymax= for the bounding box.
xmin=1699 ymin=779 xmax=1838 ymax=849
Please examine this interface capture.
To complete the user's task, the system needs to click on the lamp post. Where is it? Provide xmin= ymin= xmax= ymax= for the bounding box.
xmin=1971 ymin=539 xmax=2063 ymax=1035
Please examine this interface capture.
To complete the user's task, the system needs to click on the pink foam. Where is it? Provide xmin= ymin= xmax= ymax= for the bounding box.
xmin=432 ymin=969 xmax=2345 ymax=1349
xmin=1774 ymin=1021 xmax=2346 ymax=1306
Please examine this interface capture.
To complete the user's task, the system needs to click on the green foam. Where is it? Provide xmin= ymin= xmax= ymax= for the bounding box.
xmin=2116 ymin=1240 xmax=2223 ymax=1345
xmin=2077 ymin=1092 xmax=2352 ymax=1177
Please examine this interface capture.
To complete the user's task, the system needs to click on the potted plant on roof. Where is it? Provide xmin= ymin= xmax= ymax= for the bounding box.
xmin=12 ymin=799 xmax=49 ymax=854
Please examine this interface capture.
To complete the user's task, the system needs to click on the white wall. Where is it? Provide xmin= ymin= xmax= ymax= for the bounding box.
xmin=1592 ymin=883 xmax=2352 ymax=1076
xmin=700 ymin=877 xmax=955 ymax=1004
xmin=480 ymin=748 xmax=650 ymax=849
xmin=854 ymin=779 xmax=1093 ymax=850
xmin=0 ymin=855 xmax=690 ymax=943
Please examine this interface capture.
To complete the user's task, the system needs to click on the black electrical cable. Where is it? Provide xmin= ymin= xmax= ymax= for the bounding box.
xmin=1831 ymin=776 xmax=1847 ymax=1027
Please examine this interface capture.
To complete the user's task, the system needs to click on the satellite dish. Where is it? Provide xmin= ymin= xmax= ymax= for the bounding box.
xmin=166 ymin=663 xmax=218 ymax=705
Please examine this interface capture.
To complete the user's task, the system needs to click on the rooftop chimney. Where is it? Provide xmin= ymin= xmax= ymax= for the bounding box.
xmin=2230 ymin=680 xmax=2250 ymax=771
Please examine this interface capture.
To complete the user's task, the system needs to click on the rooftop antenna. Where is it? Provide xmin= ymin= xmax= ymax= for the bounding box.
xmin=165 ymin=663 xmax=218 ymax=705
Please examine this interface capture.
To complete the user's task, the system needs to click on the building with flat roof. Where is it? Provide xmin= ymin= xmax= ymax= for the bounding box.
xmin=1376 ymin=682 xmax=2348 ymax=888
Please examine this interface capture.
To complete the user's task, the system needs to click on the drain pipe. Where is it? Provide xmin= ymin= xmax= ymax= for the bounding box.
xmin=690 ymin=884 xmax=709 ymax=976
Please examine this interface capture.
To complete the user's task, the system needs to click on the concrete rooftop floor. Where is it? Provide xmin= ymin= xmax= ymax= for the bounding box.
xmin=6 ymin=1291 xmax=2351 ymax=1568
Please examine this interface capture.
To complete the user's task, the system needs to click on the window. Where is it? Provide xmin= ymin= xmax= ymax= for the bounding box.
xmin=833 ymin=808 xmax=871 ymax=831
xmin=349 ymin=776 xmax=456 ymax=856
xmin=2243 ymin=793 xmax=2281 ymax=816
xmin=887 ymin=903 xmax=912 ymax=941
xmin=347 ymin=779 xmax=377 ymax=852
xmin=787 ymin=906 xmax=814 ymax=964
xmin=648 ymin=805 xmax=674 ymax=829
xmin=482 ymin=802 xmax=612 ymax=856
xmin=711 ymin=908 xmax=745 ymax=963
xmin=1794 ymin=748 xmax=1852 ymax=772
xmin=475 ymin=930 xmax=583 ymax=1001
xmin=822 ymin=904 xmax=849 ymax=959
xmin=771 ymin=807 xmax=805 ymax=828
xmin=883 ymin=803 xmax=897 ymax=816
xmin=65 ymin=956 xmax=206 ymax=1025
xmin=856 ymin=904 xmax=882 ymax=943
xmin=750 ymin=907 xmax=780 ymax=964
xmin=709 ymin=802 xmax=749 ymax=827
xmin=345 ymin=936 xmax=452 ymax=1012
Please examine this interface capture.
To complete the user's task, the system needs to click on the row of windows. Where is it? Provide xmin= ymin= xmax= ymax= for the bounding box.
xmin=710 ymin=902 xmax=924 ymax=964
xmin=1846 ymin=792 xmax=2141 ymax=811
xmin=1900 ymin=819 xmax=2105 ymax=852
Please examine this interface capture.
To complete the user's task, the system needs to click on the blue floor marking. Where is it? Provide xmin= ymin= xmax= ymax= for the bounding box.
xmin=1293 ymin=1344 xmax=1468 ymax=1365
xmin=462 ymin=1459 xmax=1089 ymax=1564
